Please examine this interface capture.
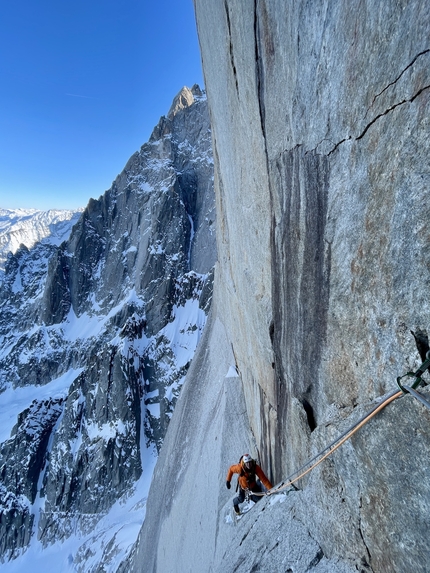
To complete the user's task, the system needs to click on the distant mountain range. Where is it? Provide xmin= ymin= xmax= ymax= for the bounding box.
xmin=0 ymin=85 xmax=215 ymax=570
xmin=0 ymin=208 xmax=84 ymax=274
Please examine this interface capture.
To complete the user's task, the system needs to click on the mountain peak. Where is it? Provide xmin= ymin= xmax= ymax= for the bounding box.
xmin=167 ymin=84 xmax=203 ymax=119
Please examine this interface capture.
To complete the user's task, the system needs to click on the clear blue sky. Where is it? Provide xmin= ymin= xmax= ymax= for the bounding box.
xmin=0 ymin=0 xmax=204 ymax=211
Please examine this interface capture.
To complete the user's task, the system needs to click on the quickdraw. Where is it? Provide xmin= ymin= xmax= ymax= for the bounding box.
xmin=397 ymin=350 xmax=430 ymax=392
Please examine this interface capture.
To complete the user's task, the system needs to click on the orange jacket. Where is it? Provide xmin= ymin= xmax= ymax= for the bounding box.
xmin=226 ymin=461 xmax=273 ymax=491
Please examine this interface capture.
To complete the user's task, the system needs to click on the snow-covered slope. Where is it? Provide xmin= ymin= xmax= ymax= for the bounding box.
xmin=0 ymin=208 xmax=83 ymax=274
xmin=0 ymin=85 xmax=215 ymax=571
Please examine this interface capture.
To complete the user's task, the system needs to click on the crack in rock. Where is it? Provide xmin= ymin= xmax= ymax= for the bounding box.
xmin=254 ymin=0 xmax=266 ymax=139
xmin=357 ymin=84 xmax=430 ymax=140
xmin=307 ymin=547 xmax=324 ymax=570
xmin=322 ymin=50 xmax=430 ymax=155
xmin=325 ymin=82 xmax=430 ymax=156
xmin=365 ymin=49 xmax=430 ymax=117
xmin=224 ymin=0 xmax=239 ymax=95
xmin=357 ymin=496 xmax=374 ymax=573
xmin=327 ymin=137 xmax=352 ymax=156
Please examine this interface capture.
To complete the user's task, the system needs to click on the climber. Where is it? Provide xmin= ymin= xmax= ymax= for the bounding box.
xmin=226 ymin=454 xmax=273 ymax=515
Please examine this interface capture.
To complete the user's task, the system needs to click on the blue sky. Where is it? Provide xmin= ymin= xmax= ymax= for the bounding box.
xmin=0 ymin=0 xmax=204 ymax=211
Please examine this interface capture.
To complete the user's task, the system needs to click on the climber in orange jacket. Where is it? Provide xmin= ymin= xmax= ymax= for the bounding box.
xmin=226 ymin=453 xmax=273 ymax=515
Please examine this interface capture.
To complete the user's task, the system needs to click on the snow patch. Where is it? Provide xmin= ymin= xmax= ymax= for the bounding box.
xmin=146 ymin=403 xmax=160 ymax=419
xmin=0 ymin=446 xmax=157 ymax=573
xmin=62 ymin=289 xmax=144 ymax=342
xmin=0 ymin=208 xmax=83 ymax=274
xmin=0 ymin=368 xmax=83 ymax=443
xmin=226 ymin=365 xmax=239 ymax=378
xmin=85 ymin=419 xmax=128 ymax=442
xmin=162 ymin=298 xmax=206 ymax=369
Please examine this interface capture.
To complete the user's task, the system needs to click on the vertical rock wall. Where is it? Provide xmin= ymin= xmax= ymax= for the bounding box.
xmin=195 ymin=0 xmax=430 ymax=472
xmin=194 ymin=0 xmax=277 ymax=476
xmin=191 ymin=0 xmax=430 ymax=570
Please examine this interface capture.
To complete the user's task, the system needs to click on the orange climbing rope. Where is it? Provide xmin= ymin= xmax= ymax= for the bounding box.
xmin=257 ymin=351 xmax=430 ymax=497
xmin=240 ymin=353 xmax=430 ymax=500
xmin=265 ymin=389 xmax=402 ymax=496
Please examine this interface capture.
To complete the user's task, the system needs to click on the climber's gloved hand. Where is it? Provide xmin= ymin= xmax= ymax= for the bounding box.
xmin=226 ymin=481 xmax=231 ymax=489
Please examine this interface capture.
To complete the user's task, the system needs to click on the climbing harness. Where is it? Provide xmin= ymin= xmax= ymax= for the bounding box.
xmin=254 ymin=351 xmax=430 ymax=498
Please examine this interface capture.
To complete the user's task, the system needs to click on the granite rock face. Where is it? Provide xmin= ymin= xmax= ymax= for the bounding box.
xmin=0 ymin=85 xmax=215 ymax=564
xmin=195 ymin=0 xmax=430 ymax=467
xmin=129 ymin=2 xmax=430 ymax=572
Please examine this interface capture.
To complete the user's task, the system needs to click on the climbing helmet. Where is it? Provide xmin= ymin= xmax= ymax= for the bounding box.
xmin=242 ymin=453 xmax=253 ymax=470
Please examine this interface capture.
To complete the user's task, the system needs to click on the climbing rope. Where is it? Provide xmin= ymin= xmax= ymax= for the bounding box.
xmin=264 ymin=389 xmax=401 ymax=496
xmin=250 ymin=351 xmax=430 ymax=498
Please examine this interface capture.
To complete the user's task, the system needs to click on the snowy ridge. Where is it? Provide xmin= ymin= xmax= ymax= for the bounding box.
xmin=0 ymin=208 xmax=83 ymax=274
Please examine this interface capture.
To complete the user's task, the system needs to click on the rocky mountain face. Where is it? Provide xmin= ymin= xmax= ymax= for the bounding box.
xmin=0 ymin=85 xmax=215 ymax=569
xmin=0 ymin=208 xmax=83 ymax=276
xmin=129 ymin=2 xmax=430 ymax=572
